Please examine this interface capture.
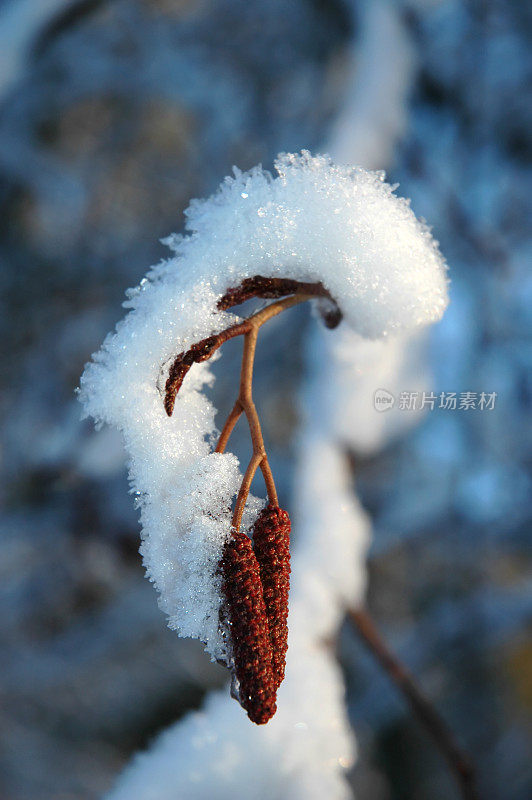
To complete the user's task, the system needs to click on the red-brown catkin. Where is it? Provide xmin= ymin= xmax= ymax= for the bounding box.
xmin=252 ymin=505 xmax=291 ymax=689
xmin=221 ymin=531 xmax=277 ymax=725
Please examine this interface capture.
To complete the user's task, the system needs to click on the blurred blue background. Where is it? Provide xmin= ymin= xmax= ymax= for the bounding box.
xmin=0 ymin=1 xmax=530 ymax=798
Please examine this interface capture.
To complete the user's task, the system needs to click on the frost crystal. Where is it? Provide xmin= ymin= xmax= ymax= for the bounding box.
xmin=79 ymin=151 xmax=448 ymax=661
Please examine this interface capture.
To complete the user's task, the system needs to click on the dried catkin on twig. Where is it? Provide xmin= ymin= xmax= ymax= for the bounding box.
xmin=252 ymin=505 xmax=291 ymax=689
xmin=221 ymin=530 xmax=277 ymax=725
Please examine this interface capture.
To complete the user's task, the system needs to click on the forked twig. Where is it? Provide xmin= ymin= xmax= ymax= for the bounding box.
xmin=214 ymin=293 xmax=311 ymax=531
xmin=164 ymin=278 xmax=325 ymax=530
xmin=164 ymin=276 xmax=341 ymax=416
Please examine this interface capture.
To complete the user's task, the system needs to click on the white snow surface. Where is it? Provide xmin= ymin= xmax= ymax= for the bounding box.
xmin=80 ymin=150 xmax=447 ymax=660
xmin=170 ymin=150 xmax=447 ymax=339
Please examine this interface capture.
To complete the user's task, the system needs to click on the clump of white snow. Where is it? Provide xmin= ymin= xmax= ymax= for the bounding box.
xmin=79 ymin=151 xmax=448 ymax=661
xmin=174 ymin=150 xmax=448 ymax=338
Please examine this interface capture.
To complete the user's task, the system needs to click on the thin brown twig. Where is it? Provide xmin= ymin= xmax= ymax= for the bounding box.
xmin=164 ymin=284 xmax=329 ymax=417
xmin=232 ymin=452 xmax=263 ymax=532
xmin=348 ymin=607 xmax=480 ymax=800
xmin=215 ymin=400 xmax=243 ymax=454
xmin=215 ymin=294 xmax=310 ymax=530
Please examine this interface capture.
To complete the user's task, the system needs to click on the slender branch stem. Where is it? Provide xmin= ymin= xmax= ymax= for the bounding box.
xmin=165 ymin=294 xmax=315 ymax=417
xmin=215 ymin=400 xmax=243 ymax=454
xmin=237 ymin=328 xmax=279 ymax=509
xmin=233 ymin=452 xmax=264 ymax=531
xmin=258 ymin=455 xmax=278 ymax=508
xmin=210 ymin=294 xmax=312 ymax=530
xmin=166 ymin=291 xmax=313 ymax=530
xmin=244 ymin=292 xmax=311 ymax=327
xmin=348 ymin=608 xmax=480 ymax=800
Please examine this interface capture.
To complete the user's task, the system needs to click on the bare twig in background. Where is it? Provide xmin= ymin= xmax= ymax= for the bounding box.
xmin=348 ymin=607 xmax=480 ymax=800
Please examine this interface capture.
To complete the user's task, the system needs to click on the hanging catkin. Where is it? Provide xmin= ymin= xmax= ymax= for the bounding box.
xmin=252 ymin=505 xmax=291 ymax=689
xmin=221 ymin=530 xmax=277 ymax=724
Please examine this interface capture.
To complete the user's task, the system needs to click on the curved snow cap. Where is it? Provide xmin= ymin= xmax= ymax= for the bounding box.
xmin=79 ymin=151 xmax=447 ymax=662
xmin=178 ymin=150 xmax=448 ymax=338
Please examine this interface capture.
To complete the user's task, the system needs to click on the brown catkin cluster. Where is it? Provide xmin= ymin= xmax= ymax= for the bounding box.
xmin=252 ymin=505 xmax=291 ymax=689
xmin=221 ymin=506 xmax=291 ymax=725
xmin=221 ymin=531 xmax=277 ymax=725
